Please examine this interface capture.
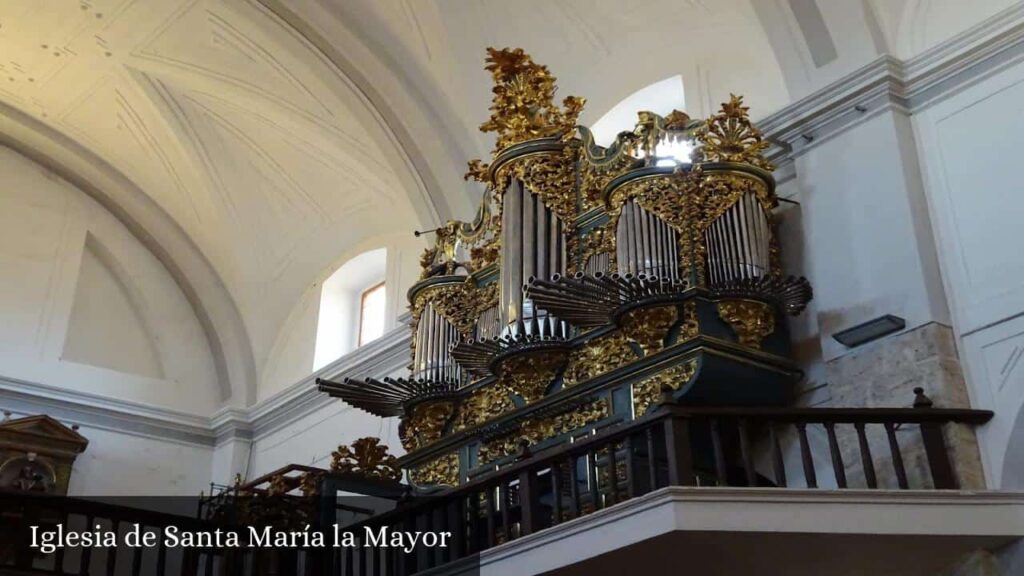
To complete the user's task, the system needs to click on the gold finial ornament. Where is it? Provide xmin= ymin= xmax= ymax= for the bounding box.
xmin=479 ymin=47 xmax=585 ymax=151
xmin=695 ymin=94 xmax=773 ymax=170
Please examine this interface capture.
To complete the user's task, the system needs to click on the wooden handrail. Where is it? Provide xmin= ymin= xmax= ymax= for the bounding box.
xmin=311 ymin=404 xmax=994 ymax=544
xmin=660 ymin=405 xmax=994 ymax=424
xmin=339 ymin=401 xmax=993 ymax=534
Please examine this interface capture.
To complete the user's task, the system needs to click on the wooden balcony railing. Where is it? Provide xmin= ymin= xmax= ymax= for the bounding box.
xmin=330 ymin=388 xmax=992 ymax=575
xmin=0 ymin=389 xmax=994 ymax=576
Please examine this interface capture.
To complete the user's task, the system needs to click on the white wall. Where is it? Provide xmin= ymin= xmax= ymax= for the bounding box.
xmin=0 ymin=146 xmax=418 ymax=493
xmin=867 ymin=0 xmax=1021 ymax=59
xmin=914 ymin=57 xmax=1024 ymax=488
xmin=791 ymin=110 xmax=949 ymax=362
xmin=247 ymin=402 xmax=401 ymax=478
xmin=0 ymin=146 xmax=220 ymax=415
xmin=0 ymin=146 xmax=225 ymax=495
xmin=67 ymin=425 xmax=213 ymax=496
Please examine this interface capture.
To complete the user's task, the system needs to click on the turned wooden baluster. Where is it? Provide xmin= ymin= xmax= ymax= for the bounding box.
xmin=664 ymin=415 xmax=696 ymax=486
xmin=914 ymin=387 xmax=958 ymax=489
xmin=796 ymin=423 xmax=818 ymax=488
xmin=770 ymin=423 xmax=787 ymax=487
xmin=855 ymin=422 xmax=878 ymax=489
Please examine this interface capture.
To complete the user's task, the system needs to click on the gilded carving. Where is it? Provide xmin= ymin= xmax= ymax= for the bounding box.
xmin=299 ymin=470 xmax=324 ymax=497
xmin=461 ymin=188 xmax=503 ymax=272
xmin=479 ymin=47 xmax=585 ymax=152
xmin=413 ymin=281 xmax=498 ymax=337
xmin=694 ymin=94 xmax=773 ymax=171
xmin=330 ymin=437 xmax=401 ymax=482
xmin=417 ymin=189 xmax=502 ymax=280
xmin=478 ymin=399 xmax=610 ymax=464
xmin=496 ymin=145 xmax=580 ymax=223
xmin=618 ymin=305 xmax=678 ymax=356
xmin=410 ymin=282 xmax=500 ymax=371
xmin=454 ymin=383 xmax=516 ymax=431
xmin=399 ymin=400 xmax=455 ymax=452
xmin=654 ymin=170 xmax=777 ymax=287
xmin=410 ymin=452 xmax=459 ymax=486
xmin=697 ymin=173 xmax=774 ymax=230
xmin=418 ymin=220 xmax=463 ymax=279
xmin=678 ymin=300 xmax=700 ymax=342
xmin=563 ymin=331 xmax=638 ymax=387
xmin=579 ymin=150 xmax=638 ymax=212
xmin=465 ymin=159 xmax=490 ymax=183
xmin=577 ymin=107 xmax=700 ymax=213
xmin=717 ymin=299 xmax=775 ymax=348
xmin=606 ymin=171 xmax=705 ymax=282
xmin=497 ymin=350 xmax=567 ymax=404
xmin=632 ymin=360 xmax=697 ymax=416
xmin=607 ymin=172 xmax=696 ymax=231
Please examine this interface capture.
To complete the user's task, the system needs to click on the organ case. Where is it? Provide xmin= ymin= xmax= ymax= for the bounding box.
xmin=320 ymin=48 xmax=812 ymax=489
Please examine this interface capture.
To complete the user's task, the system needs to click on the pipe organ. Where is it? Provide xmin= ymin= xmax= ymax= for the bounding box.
xmin=320 ymin=48 xmax=812 ymax=489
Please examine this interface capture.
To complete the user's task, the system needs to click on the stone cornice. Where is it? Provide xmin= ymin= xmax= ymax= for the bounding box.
xmin=0 ymin=374 xmax=216 ymax=447
xmin=0 ymin=324 xmax=412 ymax=448
xmin=761 ymin=5 xmax=1024 ymax=160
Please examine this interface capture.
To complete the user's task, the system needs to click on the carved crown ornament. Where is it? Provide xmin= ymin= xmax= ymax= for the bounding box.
xmin=479 ymin=47 xmax=586 ymax=153
xmin=320 ymin=48 xmax=812 ymax=488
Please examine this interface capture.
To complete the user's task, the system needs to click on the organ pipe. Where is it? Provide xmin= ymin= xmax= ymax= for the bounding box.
xmin=705 ymin=192 xmax=771 ymax=285
xmin=413 ymin=302 xmax=462 ymax=383
xmin=615 ymin=200 xmax=679 ymax=279
xmin=500 ymin=180 xmax=568 ymax=339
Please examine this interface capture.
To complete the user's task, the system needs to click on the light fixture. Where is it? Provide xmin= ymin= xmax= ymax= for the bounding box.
xmin=832 ymin=314 xmax=905 ymax=348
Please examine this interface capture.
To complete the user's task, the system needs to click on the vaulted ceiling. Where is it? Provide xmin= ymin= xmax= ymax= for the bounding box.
xmin=0 ymin=0 xmax=1012 ymax=406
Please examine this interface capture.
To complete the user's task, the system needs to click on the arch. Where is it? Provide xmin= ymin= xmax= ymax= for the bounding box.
xmin=63 ymin=233 xmax=166 ymax=379
xmin=888 ymin=0 xmax=1019 ymax=58
xmin=257 ymin=0 xmax=481 ymax=223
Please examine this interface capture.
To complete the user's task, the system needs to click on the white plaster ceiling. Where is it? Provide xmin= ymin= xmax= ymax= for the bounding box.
xmin=0 ymin=0 xmax=422 ymax=385
xmin=328 ymin=0 xmax=792 ymax=154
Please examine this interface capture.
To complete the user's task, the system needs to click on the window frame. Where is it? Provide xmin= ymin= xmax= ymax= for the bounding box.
xmin=357 ymin=281 xmax=387 ymax=346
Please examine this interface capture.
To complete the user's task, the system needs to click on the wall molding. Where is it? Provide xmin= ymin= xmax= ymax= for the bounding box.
xmin=761 ymin=4 xmax=1024 ymax=160
xmin=0 ymin=324 xmax=411 ymax=448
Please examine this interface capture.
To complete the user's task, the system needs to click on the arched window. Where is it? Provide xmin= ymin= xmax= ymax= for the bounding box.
xmin=313 ymin=248 xmax=387 ymax=370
